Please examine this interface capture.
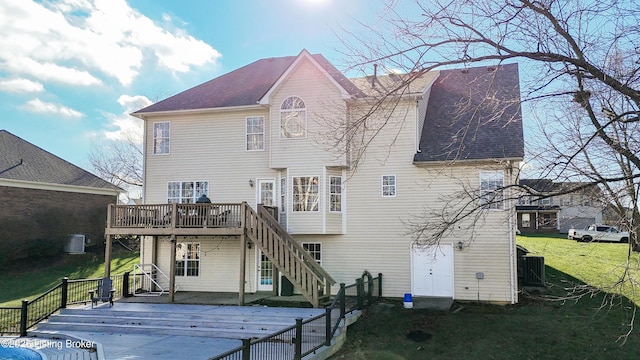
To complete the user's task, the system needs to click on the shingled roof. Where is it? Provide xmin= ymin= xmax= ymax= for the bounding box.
xmin=133 ymin=50 xmax=364 ymax=115
xmin=414 ymin=63 xmax=524 ymax=162
xmin=0 ymin=130 xmax=121 ymax=192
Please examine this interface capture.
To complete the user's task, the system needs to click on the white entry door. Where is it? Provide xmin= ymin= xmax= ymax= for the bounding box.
xmin=257 ymin=251 xmax=273 ymax=291
xmin=412 ymin=245 xmax=454 ymax=297
xmin=256 ymin=179 xmax=276 ymax=292
xmin=257 ymin=179 xmax=275 ymax=206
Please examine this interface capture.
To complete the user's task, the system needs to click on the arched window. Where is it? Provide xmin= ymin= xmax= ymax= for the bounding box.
xmin=280 ymin=96 xmax=306 ymax=138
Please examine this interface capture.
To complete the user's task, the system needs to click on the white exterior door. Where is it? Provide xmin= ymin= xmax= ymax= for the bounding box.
xmin=257 ymin=251 xmax=273 ymax=291
xmin=257 ymin=179 xmax=275 ymax=206
xmin=256 ymin=179 xmax=276 ymax=292
xmin=412 ymin=245 xmax=454 ymax=297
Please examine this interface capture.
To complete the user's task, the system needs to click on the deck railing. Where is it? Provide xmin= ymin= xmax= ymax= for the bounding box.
xmin=107 ymin=203 xmax=242 ymax=229
xmin=0 ymin=272 xmax=135 ymax=336
xmin=210 ymin=273 xmax=382 ymax=360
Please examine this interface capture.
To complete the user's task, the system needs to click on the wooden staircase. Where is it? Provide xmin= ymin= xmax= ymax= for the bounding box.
xmin=242 ymin=203 xmax=335 ymax=308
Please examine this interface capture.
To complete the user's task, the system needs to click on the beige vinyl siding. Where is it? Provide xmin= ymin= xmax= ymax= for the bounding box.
xmin=269 ymin=57 xmax=347 ymax=169
xmin=155 ymin=236 xmax=256 ymax=292
xmin=268 ymin=57 xmax=348 ymax=234
xmin=137 ymin=57 xmax=518 ymax=303
xmin=292 ymin=98 xmax=517 ymax=303
xmin=143 ymin=110 xmax=276 ymax=207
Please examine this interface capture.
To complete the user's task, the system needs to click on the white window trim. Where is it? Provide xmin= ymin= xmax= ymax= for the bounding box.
xmin=245 ymin=116 xmax=265 ymax=151
xmin=153 ymin=121 xmax=170 ymax=155
xmin=381 ymin=174 xmax=397 ymax=198
xmin=329 ymin=175 xmax=343 ymax=213
xmin=279 ymin=96 xmax=307 ymax=139
xmin=167 ymin=180 xmax=209 ymax=204
xmin=175 ymin=242 xmax=201 ymax=277
xmin=301 ymin=242 xmax=322 ymax=266
xmin=480 ymin=170 xmax=504 ymax=210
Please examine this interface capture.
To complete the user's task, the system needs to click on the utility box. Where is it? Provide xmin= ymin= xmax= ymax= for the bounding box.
xmin=64 ymin=234 xmax=86 ymax=254
xmin=522 ymin=256 xmax=545 ymax=287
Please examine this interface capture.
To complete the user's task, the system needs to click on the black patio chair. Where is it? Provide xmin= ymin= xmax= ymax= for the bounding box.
xmin=89 ymin=277 xmax=115 ymax=308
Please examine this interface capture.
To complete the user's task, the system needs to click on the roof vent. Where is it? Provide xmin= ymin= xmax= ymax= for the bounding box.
xmin=487 ymin=67 xmax=496 ymax=72
xmin=461 ymin=69 xmax=469 ymax=74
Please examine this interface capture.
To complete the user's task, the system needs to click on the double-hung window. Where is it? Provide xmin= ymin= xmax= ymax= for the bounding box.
xmin=246 ymin=116 xmax=265 ymax=151
xmin=382 ymin=175 xmax=396 ymax=197
xmin=329 ymin=176 xmax=343 ymax=212
xmin=292 ymin=176 xmax=319 ymax=211
xmin=167 ymin=181 xmax=209 ymax=203
xmin=175 ymin=242 xmax=200 ymax=277
xmin=153 ymin=122 xmax=170 ymax=155
xmin=480 ymin=170 xmax=504 ymax=210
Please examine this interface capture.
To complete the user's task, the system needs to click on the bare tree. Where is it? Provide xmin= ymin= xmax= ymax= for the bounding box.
xmin=89 ymin=134 xmax=143 ymax=200
xmin=336 ymin=0 xmax=640 ymax=239
xmin=335 ymin=0 xmax=640 ymax=338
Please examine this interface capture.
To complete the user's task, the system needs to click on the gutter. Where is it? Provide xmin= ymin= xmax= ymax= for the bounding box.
xmin=413 ymin=157 xmax=524 ymax=167
xmin=132 ymin=104 xmax=267 ymax=119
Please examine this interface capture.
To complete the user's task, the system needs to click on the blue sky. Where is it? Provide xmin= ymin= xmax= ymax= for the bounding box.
xmin=1 ymin=0 xmax=384 ymax=169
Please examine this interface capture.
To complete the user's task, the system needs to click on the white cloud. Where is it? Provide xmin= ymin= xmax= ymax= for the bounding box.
xmin=0 ymin=0 xmax=221 ymax=87
xmin=103 ymin=95 xmax=152 ymax=143
xmin=22 ymin=98 xmax=84 ymax=118
xmin=0 ymin=78 xmax=44 ymax=93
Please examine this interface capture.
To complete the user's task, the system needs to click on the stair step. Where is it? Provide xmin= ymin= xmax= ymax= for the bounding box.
xmin=34 ymin=321 xmax=307 ymax=339
xmin=57 ymin=308 xmax=306 ymax=323
xmin=47 ymin=314 xmax=295 ymax=330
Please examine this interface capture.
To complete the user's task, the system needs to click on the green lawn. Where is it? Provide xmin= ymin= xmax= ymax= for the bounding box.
xmin=331 ymin=234 xmax=640 ymax=359
xmin=0 ymin=250 xmax=139 ymax=307
xmin=518 ymin=233 xmax=640 ymax=305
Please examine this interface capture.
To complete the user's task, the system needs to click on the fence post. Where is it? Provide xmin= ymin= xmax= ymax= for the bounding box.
xmin=378 ymin=273 xmax=383 ymax=298
xmin=20 ymin=299 xmax=28 ymax=337
xmin=356 ymin=278 xmax=364 ymax=310
xmin=294 ymin=318 xmax=303 ymax=360
xmin=339 ymin=283 xmax=346 ymax=319
xmin=61 ymin=277 xmax=69 ymax=309
xmin=123 ymin=271 xmax=131 ymax=297
xmin=241 ymin=338 xmax=251 ymax=360
xmin=324 ymin=307 xmax=332 ymax=346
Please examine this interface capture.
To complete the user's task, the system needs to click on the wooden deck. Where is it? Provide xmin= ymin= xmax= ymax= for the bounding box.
xmin=105 ymin=203 xmax=245 ymax=236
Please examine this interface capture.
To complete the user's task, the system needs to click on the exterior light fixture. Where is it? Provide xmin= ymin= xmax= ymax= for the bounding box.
xmin=249 ymin=179 xmax=254 ymax=187
xmin=457 ymin=241 xmax=464 ymax=250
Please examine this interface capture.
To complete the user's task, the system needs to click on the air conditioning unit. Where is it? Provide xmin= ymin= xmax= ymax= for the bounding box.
xmin=522 ymin=256 xmax=545 ymax=287
xmin=64 ymin=234 xmax=86 ymax=254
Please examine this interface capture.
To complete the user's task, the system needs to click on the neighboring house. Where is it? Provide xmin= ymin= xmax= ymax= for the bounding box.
xmin=107 ymin=50 xmax=524 ymax=306
xmin=516 ymin=179 xmax=604 ymax=233
xmin=0 ymin=130 xmax=122 ymax=255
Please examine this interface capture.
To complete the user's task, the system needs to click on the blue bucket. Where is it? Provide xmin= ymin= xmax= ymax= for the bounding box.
xmin=403 ymin=293 xmax=413 ymax=302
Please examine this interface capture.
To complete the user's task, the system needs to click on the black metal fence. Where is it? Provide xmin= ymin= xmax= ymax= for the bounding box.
xmin=1 ymin=270 xmax=383 ymax=360
xmin=211 ymin=272 xmax=382 ymax=360
xmin=0 ymin=271 xmax=135 ymax=336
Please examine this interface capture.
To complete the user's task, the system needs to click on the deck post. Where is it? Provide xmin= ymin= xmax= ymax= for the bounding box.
xmin=239 ymin=203 xmax=247 ymax=306
xmin=104 ymin=234 xmax=112 ymax=278
xmin=168 ymin=235 xmax=177 ymax=303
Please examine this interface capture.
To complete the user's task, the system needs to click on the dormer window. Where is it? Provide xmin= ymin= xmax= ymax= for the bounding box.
xmin=280 ymin=96 xmax=306 ymax=138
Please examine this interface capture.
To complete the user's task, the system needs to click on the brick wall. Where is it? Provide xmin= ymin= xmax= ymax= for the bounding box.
xmin=0 ymin=185 xmax=117 ymax=242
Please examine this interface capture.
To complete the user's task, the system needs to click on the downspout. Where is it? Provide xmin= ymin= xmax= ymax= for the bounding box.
xmin=507 ymin=161 xmax=517 ymax=304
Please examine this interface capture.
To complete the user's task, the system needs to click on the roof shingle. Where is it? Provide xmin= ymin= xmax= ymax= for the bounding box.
xmin=414 ymin=63 xmax=525 ymax=162
xmin=0 ymin=130 xmax=121 ymax=192
xmin=133 ymin=52 xmax=363 ymax=114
